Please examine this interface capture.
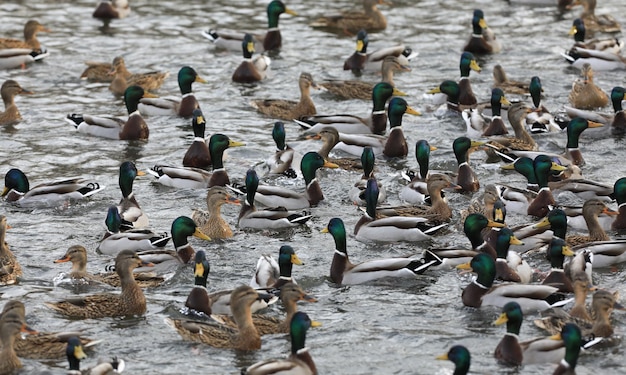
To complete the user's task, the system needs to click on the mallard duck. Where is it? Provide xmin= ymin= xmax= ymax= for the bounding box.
xmin=463 ymin=88 xmax=511 ymax=138
xmin=250 ymin=245 xmax=303 ymax=289
xmin=569 ymin=18 xmax=623 ymax=54
xmin=65 ymin=336 xmax=125 ymax=375
xmin=611 ymin=177 xmax=626 ymax=230
xmin=562 ymin=45 xmax=626 ymax=71
xmin=427 ymin=80 xmax=471 ymax=114
xmin=318 ymin=55 xmax=410 ymax=100
xmin=138 ymin=66 xmax=206 ymax=118
xmin=0 ymin=20 xmax=49 ymax=52
xmin=492 ymin=64 xmax=529 ymax=95
xmin=45 ymin=250 xmax=152 ymax=319
xmin=237 ymin=169 xmax=312 ymax=230
xmin=310 ymin=0 xmax=387 ymax=34
xmin=457 ymin=52 xmax=481 ymax=106
xmin=251 ymin=72 xmax=320 ymax=121
xmin=493 ymin=227 xmax=531 ymax=283
xmin=453 ymin=136 xmax=484 ymax=193
xmin=0 ymin=216 xmax=20 ymax=286
xmin=201 ymin=0 xmax=296 ymax=53
xmin=608 ymin=86 xmax=626 ymax=135
xmin=436 ymin=345 xmax=471 ymax=375
xmin=461 ymin=213 xmax=505 ymax=259
xmin=307 ymin=126 xmax=380 ymax=169
xmin=524 ymin=76 xmax=561 ymax=134
xmin=93 ymin=0 xmax=131 ymax=25
xmin=181 ymin=109 xmax=210 ymax=169
xmin=0 ymin=314 xmax=37 ymax=374
xmin=383 ymin=97 xmax=420 ymax=158
xmin=349 ymin=147 xmax=386 ymax=205
xmin=458 ymin=253 xmax=571 ymax=313
xmin=0 ymin=80 xmax=32 ymax=125
xmin=463 ymin=9 xmax=501 ymax=54
xmin=549 ymin=323 xmax=582 ymax=374
xmin=324 ymin=217 xmax=438 ymax=284
xmin=354 ymin=179 xmax=447 ymax=243
xmin=540 ymin=237 xmax=576 ymax=293
xmin=252 ymin=152 xmax=338 ymax=209
xmin=232 ymin=33 xmax=271 ymax=83
xmin=116 ymin=161 xmax=148 ymax=228
xmin=264 ymin=121 xmax=297 ymax=177
xmin=108 ymin=58 xmax=169 ymax=96
xmin=191 ymin=186 xmax=240 ymax=240
xmin=399 ymin=140 xmax=437 ymax=204
xmin=527 ymin=155 xmax=567 ymax=218
xmin=572 ymin=0 xmax=621 ymax=34
xmin=166 ymin=285 xmax=269 ymax=350
xmin=2 ymin=168 xmax=104 ymax=208
xmin=79 ymin=56 xmax=123 ymax=83
xmin=548 ymin=176 xmax=613 ymax=203
xmin=486 ymin=102 xmax=537 ymax=153
xmin=461 ymin=184 xmax=502 ymax=223
xmin=570 ymin=239 xmax=626 ymax=268
xmin=564 ymin=199 xmax=617 ymax=246
xmin=341 ymin=29 xmax=416 ymax=73
xmin=97 ymin=206 xmax=170 ymax=255
xmin=295 ymin=81 xmax=406 ymax=135
xmin=66 ymin=85 xmax=155 ymax=140
xmin=0 ymin=47 xmax=48 ymax=70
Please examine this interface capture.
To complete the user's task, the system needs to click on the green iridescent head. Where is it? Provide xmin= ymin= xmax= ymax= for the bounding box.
xmin=529 ymin=76 xmax=542 ymax=108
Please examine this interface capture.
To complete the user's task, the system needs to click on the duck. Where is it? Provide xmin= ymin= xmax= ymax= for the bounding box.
xmin=108 ymin=58 xmax=169 ymax=97
xmin=92 ymin=0 xmax=131 ymax=25
xmin=165 ymin=285 xmax=268 ymax=350
xmin=562 ymin=45 xmax=626 ymax=71
xmin=460 ymin=213 xmax=505 ymax=259
xmin=0 ymin=20 xmax=49 ymax=53
xmin=427 ymin=80 xmax=469 ymax=114
xmin=232 ymin=33 xmax=271 ymax=83
xmin=181 ymin=109 xmax=211 ymax=169
xmin=295 ymin=81 xmax=406 ymax=135
xmin=540 ymin=237 xmax=577 ymax=293
xmin=564 ymin=199 xmax=617 ymax=246
xmin=462 ymin=88 xmax=511 ymax=138
xmin=324 ymin=217 xmax=439 ymax=284
xmin=191 ymin=186 xmax=240 ymax=240
xmin=148 ymin=133 xmax=245 ymax=188
xmin=251 ymin=72 xmax=320 ymax=120
xmin=493 ymin=227 xmax=531 ymax=283
xmin=310 ymin=0 xmax=387 ymax=34
xmin=138 ymin=66 xmax=207 ymax=118
xmin=611 ymin=177 xmax=626 ymax=230
xmin=65 ymin=336 xmax=125 ymax=375
xmin=436 ymin=345 xmax=471 ymax=375
xmin=452 ymin=136 xmax=484 ymax=193
xmin=237 ymin=169 xmax=313 ymax=230
xmin=2 ymin=168 xmax=104 ymax=208
xmin=463 ymin=9 xmax=501 ymax=54
xmin=492 ymin=64 xmax=529 ymax=95
xmin=97 ymin=206 xmax=170 ymax=255
xmin=79 ymin=56 xmax=122 ymax=83
xmin=0 ymin=216 xmax=20 ymax=286
xmin=570 ymin=239 xmax=626 ymax=268
xmin=461 ymin=184 xmax=503 ymax=223
xmin=548 ymin=175 xmax=613 ymax=203
xmin=116 ymin=161 xmax=148 ymax=228
xmin=318 ymin=55 xmax=410 ymax=100
xmin=492 ymin=157 xmax=547 ymax=215
xmin=608 ymin=86 xmax=626 ymax=135
xmin=0 ymin=314 xmax=37 ymax=374
xmin=572 ymin=0 xmax=621 ymax=34
xmin=399 ymin=140 xmax=437 ymax=204
xmin=525 ymin=76 xmax=561 ymax=134
xmin=201 ymin=0 xmax=297 ymax=53
xmin=307 ymin=126 xmax=382 ymax=168
xmin=66 ymin=85 xmax=155 ymax=140
xmin=45 ymin=250 xmax=153 ymax=319
xmin=527 ymin=155 xmax=567 ymax=218
xmin=252 ymin=151 xmax=338 ymax=210
xmin=0 ymin=80 xmax=32 ymax=125
xmin=341 ymin=29 xmax=417 ymax=73
xmin=549 ymin=323 xmax=582 ymax=374
xmin=457 ymin=52 xmax=481 ymax=107
xmin=264 ymin=121 xmax=297 ymax=177
xmin=354 ymin=179 xmax=448 ymax=243
xmin=241 ymin=311 xmax=319 ymax=375
xmin=0 ymin=46 xmax=48 ymax=70
xmin=568 ymin=18 xmax=623 ymax=54
xmin=349 ymin=147 xmax=386 ymax=205
xmin=250 ymin=245 xmax=303 ymax=289
xmin=458 ymin=253 xmax=572 ymax=313
xmin=486 ymin=102 xmax=537 ymax=153
xmin=383 ymin=97 xmax=420 ymax=158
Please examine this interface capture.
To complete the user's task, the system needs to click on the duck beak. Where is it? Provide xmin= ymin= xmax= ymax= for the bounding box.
xmin=54 ymin=255 xmax=71 ymax=263
xmin=470 ymin=60 xmax=481 ymax=73
xmin=549 ymin=162 xmax=567 ymax=172
xmin=494 ymin=208 xmax=505 ymax=223
xmin=456 ymin=262 xmax=472 ymax=270
xmin=193 ymin=228 xmax=211 ymax=240
xmin=356 ymin=40 xmax=364 ymax=52
xmin=479 ymin=19 xmax=488 ymax=29
xmin=291 ymin=254 xmax=304 ymax=265
xmin=392 ymin=87 xmax=407 ymax=96
xmin=195 ymin=75 xmax=208 ymax=84
xmin=321 ymin=227 xmax=329 ymax=233
xmin=427 ymin=86 xmax=441 ymax=94
xmin=487 ymin=219 xmax=505 ymax=228
xmin=602 ymin=207 xmax=619 ymax=216
xmin=562 ymin=245 xmax=575 ymax=257
xmin=141 ymin=260 xmax=155 ymax=267
xmin=21 ymin=323 xmax=38 ymax=335
xmin=587 ymin=120 xmax=603 ymax=128
xmin=302 ymin=293 xmax=318 ymax=302
xmin=532 ymin=216 xmax=551 ymax=229
xmin=405 ymin=105 xmax=421 ymax=116
xmin=430 ymin=145 xmax=438 ymax=151
xmin=194 ymin=262 xmax=205 ymax=277
xmin=310 ymin=320 xmax=322 ymax=327
xmin=306 ymin=134 xmax=322 ymax=140
xmin=323 ymin=160 xmax=339 ymax=169
xmin=285 ymin=7 xmax=297 ymax=16
xmin=136 ymin=170 xmax=147 ymax=176
xmin=500 ymin=162 xmax=516 ymax=170
xmin=509 ymin=235 xmax=524 ymax=246
xmin=227 ymin=195 xmax=241 ymax=205
xmin=436 ymin=353 xmax=449 ymax=360
xmin=493 ymin=313 xmax=508 ymax=325
xmin=1 ymin=186 xmax=9 ymax=196
xmin=549 ymin=332 xmax=562 ymax=341
xmin=568 ymin=25 xmax=578 ymax=35
xmin=142 ymin=92 xmax=158 ymax=99
xmin=500 ymin=96 xmax=511 ymax=106
xmin=74 ymin=344 xmax=87 ymax=360
xmin=228 ymin=140 xmax=246 ymax=147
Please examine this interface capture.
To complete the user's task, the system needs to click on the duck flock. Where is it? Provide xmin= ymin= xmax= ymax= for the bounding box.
xmin=1 ymin=0 xmax=626 ymax=374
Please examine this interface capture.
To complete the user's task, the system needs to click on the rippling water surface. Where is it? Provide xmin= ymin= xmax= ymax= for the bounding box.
xmin=2 ymin=0 xmax=626 ymax=374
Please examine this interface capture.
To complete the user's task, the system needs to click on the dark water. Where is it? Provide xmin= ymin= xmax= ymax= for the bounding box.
xmin=1 ymin=0 xmax=626 ymax=373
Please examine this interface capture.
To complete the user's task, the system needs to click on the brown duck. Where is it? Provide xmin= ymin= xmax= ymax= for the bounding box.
xmin=108 ymin=57 xmax=169 ymax=96
xmin=0 ymin=215 xmax=21 ymax=286
xmin=191 ymin=186 xmax=240 ymax=240
xmin=0 ymin=80 xmax=33 ymax=126
xmin=251 ymin=73 xmax=320 ymax=121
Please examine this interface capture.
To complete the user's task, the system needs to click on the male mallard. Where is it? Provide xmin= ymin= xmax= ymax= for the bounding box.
xmin=65 ymin=336 xmax=125 ymax=375
xmin=201 ymin=0 xmax=297 ymax=53
xmin=319 ymin=55 xmax=410 ymax=100
xmin=324 ymin=217 xmax=438 ymax=284
xmin=549 ymin=323 xmax=582 ymax=374
xmin=0 ymin=20 xmax=49 ymax=52
xmin=608 ymin=86 xmax=626 ymax=135
xmin=540 ymin=238 xmax=576 ymax=293
xmin=45 ymin=250 xmax=153 ymax=318
xmin=97 ymin=206 xmax=170 ymax=255
xmin=493 ymin=227 xmax=531 ymax=283
xmin=572 ymin=0 xmax=620 ymax=34
xmin=108 ymin=57 xmax=169 ymax=96
xmin=0 ymin=314 xmax=37 ymax=374
xmin=341 ymin=29 xmax=416 ymax=73
xmin=250 ymin=245 xmax=303 ymax=289
xmin=570 ymin=239 xmax=626 ymax=268
xmin=525 ymin=76 xmax=561 ymax=134
xmin=232 ymin=34 xmax=271 ymax=83
xmin=569 ymin=18 xmax=623 ymax=54
xmin=251 ymin=72 xmax=320 ymax=120
xmin=138 ymin=66 xmax=206 ymax=118
xmin=399 ymin=140 xmax=437 ymax=204
xmin=0 ymin=47 xmax=48 ymax=70
xmin=242 ymin=311 xmax=319 ymax=375
xmin=492 ymin=64 xmax=529 ymax=95
xmin=310 ymin=0 xmax=387 ymax=34
xmin=66 ymin=85 xmax=155 ymax=140
xmin=562 ymin=44 xmax=626 ymax=71
xmin=436 ymin=345 xmax=471 ymax=375
xmin=463 ymin=9 xmax=501 ymax=54
xmin=526 ymin=155 xmax=567 ymax=218
xmin=463 ymin=88 xmax=511 ymax=138
xmin=548 ymin=175 xmax=613 ymax=203
xmin=0 ymin=216 xmax=20 ymax=286
xmin=383 ymin=97 xmax=420 ymax=158
xmin=264 ymin=121 xmax=297 ymax=177
xmin=427 ymin=80 xmax=465 ymax=114
xmin=116 ymin=161 xmax=148 ymax=228
xmin=237 ymin=169 xmax=312 ymax=230
xmin=93 ymin=0 xmax=131 ymax=25
xmin=2 ymin=168 xmax=104 ymax=208
xmin=181 ymin=109 xmax=210 ymax=169
xmin=453 ymin=136 xmax=484 ymax=193
xmin=458 ymin=52 xmax=481 ymax=106
xmin=191 ymin=186 xmax=240 ymax=240
xmin=0 ymin=80 xmax=32 ymax=126
xmin=349 ymin=147 xmax=386 ymax=205
xmin=611 ymin=177 xmax=626 ymax=230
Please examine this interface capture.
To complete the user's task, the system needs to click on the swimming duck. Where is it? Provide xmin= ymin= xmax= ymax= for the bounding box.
xmin=457 ymin=52 xmax=481 ymax=106
xmin=570 ymin=239 xmax=626 ymax=268
xmin=2 ymin=168 xmax=104 ymax=208
xmin=201 ymin=0 xmax=297 ymax=53
xmin=572 ymin=0 xmax=621 ymax=34
xmin=492 ymin=158 xmax=547 ymax=215
xmin=191 ymin=186 xmax=240 ymax=240
xmin=540 ymin=238 xmax=576 ymax=293
xmin=492 ymin=64 xmax=529 ymax=95
xmin=66 ymin=85 xmax=155 ymax=140
xmin=45 ymin=250 xmax=153 ymax=319
xmin=463 ymin=9 xmax=501 ymax=54
xmin=0 ymin=314 xmax=37 ymax=374
xmin=250 ymin=245 xmax=303 ymax=289
xmin=264 ymin=121 xmax=297 ymax=177
xmin=611 ymin=177 xmax=626 ymax=230
xmin=65 ymin=336 xmax=125 ymax=375
xmin=486 ymin=102 xmax=537 ymax=153
xmin=461 ymin=213 xmax=505 ymax=259
xmin=436 ymin=345 xmax=471 ymax=375
xmin=608 ymin=86 xmax=626 ymax=135
xmin=0 ymin=80 xmax=32 ymax=125
xmin=324 ymin=217 xmax=438 ymax=284
xmin=383 ymin=97 xmax=420 ymax=158
xmin=564 ymin=199 xmax=617 ymax=246
xmin=549 ymin=323 xmax=582 ymax=374
xmin=181 ymin=109 xmax=211 ymax=169
xmin=548 ymin=175 xmax=613 ymax=203
xmin=251 ymin=72 xmax=320 ymax=120
xmin=493 ymin=227 xmax=531 ymax=283
xmin=311 ymin=0 xmax=387 ymax=34
xmin=108 ymin=58 xmax=169 ymax=96
xmin=116 ymin=161 xmax=148 ymax=229
xmin=462 ymin=88 xmax=511 ymax=138
xmin=569 ymin=18 xmax=623 ymax=54
xmin=0 ymin=20 xmax=49 ymax=53
xmin=453 ymin=136 xmax=484 ymax=193
xmin=349 ymin=147 xmax=386 ymax=205
xmin=296 ymin=81 xmax=406 ymax=135
xmin=458 ymin=253 xmax=571 ymax=313
xmin=138 ymin=66 xmax=206 ymax=118
xmin=79 ymin=56 xmax=122 ymax=83
xmin=93 ymin=0 xmax=131 ymax=25
xmin=232 ymin=33 xmax=271 ymax=83
xmin=427 ymin=80 xmax=469 ymax=114
xmin=237 ymin=169 xmax=312 ymax=230
xmin=307 ymin=126 xmax=383 ymax=168
xmin=562 ymin=44 xmax=626 ymax=71
xmin=0 ymin=47 xmax=48 ymax=70
xmin=461 ymin=184 xmax=502 ymax=223
xmin=524 ymin=76 xmax=561 ymax=134
xmin=0 ymin=216 xmax=20 ymax=286
xmin=526 ymin=155 xmax=567 ymax=218
xmin=354 ymin=179 xmax=447 ymax=243
xmin=399 ymin=140 xmax=437 ymax=204
xmin=319 ymin=55 xmax=410 ymax=100
xmin=341 ymin=29 xmax=416 ymax=73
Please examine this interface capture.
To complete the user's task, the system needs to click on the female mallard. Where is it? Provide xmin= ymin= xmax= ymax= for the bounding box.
xmin=2 ymin=168 xmax=104 ymax=208
xmin=308 ymin=126 xmax=381 ymax=169
xmin=264 ymin=122 xmax=297 ymax=177
xmin=45 ymin=250 xmax=153 ymax=319
xmin=251 ymin=72 xmax=320 ymax=120
xmin=0 ymin=314 xmax=37 ymax=374
xmin=0 ymin=216 xmax=20 ymax=285
xmin=166 ymin=285 xmax=269 ymax=350
xmin=108 ymin=58 xmax=169 ymax=97
xmin=116 ymin=161 xmax=148 ymax=228
xmin=458 ymin=253 xmax=571 ymax=313
xmin=569 ymin=18 xmax=622 ymax=54
xmin=201 ymin=0 xmax=297 ymax=53
xmin=191 ymin=186 xmax=240 ymax=240
xmin=399 ymin=140 xmax=437 ymax=205
xmin=237 ymin=169 xmax=312 ymax=230
xmin=139 ymin=66 xmax=207 ymax=118
xmin=458 ymin=52 xmax=481 ymax=107
xmin=97 ymin=206 xmax=170 ymax=255
xmin=92 ymin=0 xmax=131 ymax=25
xmin=349 ymin=147 xmax=386 ymax=205
xmin=436 ymin=345 xmax=471 ymax=375
xmin=341 ymin=29 xmax=416 ymax=73
xmin=65 ymin=336 xmax=125 ymax=375
xmin=492 ymin=64 xmax=529 ymax=95
xmin=181 ymin=109 xmax=210 ymax=169
xmin=0 ymin=20 xmax=49 ymax=52
xmin=354 ymin=179 xmax=447 ymax=243
xmin=250 ymin=245 xmax=303 ymax=289
xmin=461 ymin=184 xmax=503 ymax=223
xmin=493 ymin=227 xmax=531 ymax=283
xmin=241 ymin=312 xmax=319 ymax=375
xmin=318 ymin=55 xmax=410 ymax=101
xmin=79 ymin=56 xmax=123 ymax=83
xmin=611 ymin=177 xmax=626 ymax=230
xmin=232 ymin=34 xmax=271 ymax=83
xmin=324 ymin=217 xmax=438 ymax=285
xmin=310 ymin=0 xmax=387 ymax=34
xmin=463 ymin=88 xmax=511 ymax=138
xmin=463 ymin=9 xmax=501 ymax=54
xmin=564 ymin=199 xmax=617 ymax=246
xmin=66 ymin=85 xmax=155 ymax=140
xmin=486 ymin=102 xmax=537 ymax=153
xmin=453 ymin=136 xmax=484 ymax=193
xmin=572 ymin=0 xmax=620 ymax=34
xmin=0 ymin=80 xmax=32 ymax=126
